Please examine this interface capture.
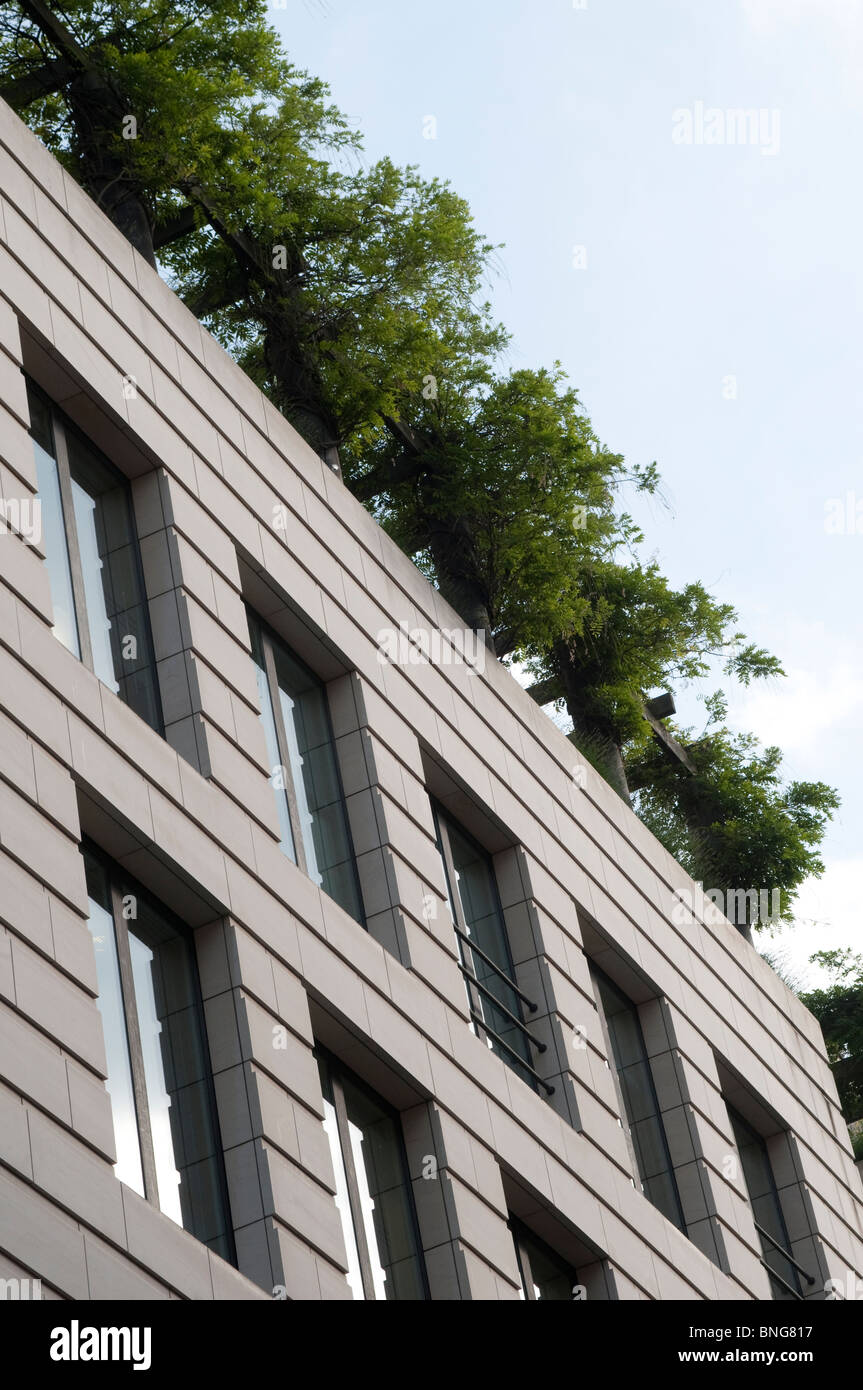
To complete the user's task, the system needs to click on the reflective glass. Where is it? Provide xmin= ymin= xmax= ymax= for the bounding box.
xmin=318 ymin=1055 xmax=427 ymax=1301
xmin=82 ymin=853 xmax=144 ymax=1196
xmin=248 ymin=614 xmax=363 ymax=923
xmin=27 ymin=384 xmax=161 ymax=733
xmin=594 ymin=968 xmax=686 ymax=1231
xmin=728 ymin=1106 xmax=801 ymax=1299
xmin=514 ymin=1223 xmax=577 ymax=1301
xmin=28 ymin=388 xmax=80 ymax=658
xmin=67 ymin=433 xmax=161 ymax=731
xmin=81 ymin=849 xmax=232 ymax=1260
xmin=436 ymin=808 xmax=534 ymax=1087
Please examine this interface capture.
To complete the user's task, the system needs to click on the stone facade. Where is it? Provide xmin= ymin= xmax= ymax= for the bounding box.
xmin=0 ymin=96 xmax=861 ymax=1301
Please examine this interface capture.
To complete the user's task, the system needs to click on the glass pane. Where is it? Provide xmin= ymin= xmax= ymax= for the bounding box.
xmin=728 ymin=1107 xmax=801 ymax=1298
xmin=67 ymin=433 xmax=161 ymax=732
xmin=81 ymin=852 xmax=144 ymax=1197
xmin=249 ymin=619 xmax=297 ymax=861
xmin=318 ymin=1055 xmax=427 ymax=1302
xmin=248 ymin=613 xmax=363 ymax=924
xmin=341 ymin=1072 xmax=426 ymax=1302
xmin=126 ymin=889 xmax=231 ymax=1252
xmin=594 ymin=968 xmax=686 ymax=1231
xmin=29 ymin=390 xmax=80 ymax=659
xmin=274 ymin=652 xmax=363 ymax=924
xmin=436 ymin=810 xmax=535 ymax=1087
xmin=318 ymin=1060 xmax=366 ymax=1300
xmin=515 ymin=1225 xmax=577 ymax=1300
xmin=127 ymin=930 xmax=182 ymax=1227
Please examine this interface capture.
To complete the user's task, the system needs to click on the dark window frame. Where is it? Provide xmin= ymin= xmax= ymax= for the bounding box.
xmin=82 ymin=840 xmax=235 ymax=1263
xmin=510 ymin=1216 xmax=580 ymax=1301
xmin=590 ymin=963 xmax=687 ymax=1233
xmin=316 ymin=1048 xmax=429 ymax=1302
xmin=247 ymin=609 xmax=365 ymax=925
xmin=726 ymin=1104 xmax=815 ymax=1301
xmin=432 ymin=803 xmax=552 ymax=1097
xmin=26 ymin=380 xmax=163 ymax=734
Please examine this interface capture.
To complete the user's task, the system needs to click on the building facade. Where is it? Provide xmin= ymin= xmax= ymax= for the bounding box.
xmin=0 ymin=96 xmax=861 ymax=1302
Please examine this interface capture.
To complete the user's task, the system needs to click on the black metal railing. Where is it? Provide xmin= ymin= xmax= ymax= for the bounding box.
xmin=453 ymin=928 xmax=554 ymax=1096
xmin=754 ymin=1221 xmax=816 ymax=1300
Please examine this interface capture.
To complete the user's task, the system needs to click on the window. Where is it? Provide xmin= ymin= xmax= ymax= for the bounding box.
xmin=591 ymin=966 xmax=686 ymax=1232
xmin=248 ymin=612 xmax=364 ymax=925
xmin=511 ymin=1218 xmax=579 ymax=1301
xmin=27 ymin=383 xmax=162 ymax=733
xmin=433 ymin=805 xmax=551 ymax=1096
xmin=317 ymin=1052 xmax=428 ymax=1301
xmin=727 ymin=1106 xmax=814 ymax=1301
xmin=82 ymin=845 xmax=234 ymax=1261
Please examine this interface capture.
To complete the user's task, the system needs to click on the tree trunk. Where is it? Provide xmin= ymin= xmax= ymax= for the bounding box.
xmin=68 ymin=69 xmax=156 ymax=265
xmin=552 ymin=640 xmax=631 ymax=803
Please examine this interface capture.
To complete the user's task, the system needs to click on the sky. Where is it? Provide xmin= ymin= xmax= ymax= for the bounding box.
xmin=273 ymin=0 xmax=863 ymax=987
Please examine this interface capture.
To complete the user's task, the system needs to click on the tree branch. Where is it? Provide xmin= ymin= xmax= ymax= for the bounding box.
xmin=0 ymin=55 xmax=72 ymax=107
xmin=18 ymin=0 xmax=90 ymax=67
xmin=153 ymin=203 xmax=202 ymax=250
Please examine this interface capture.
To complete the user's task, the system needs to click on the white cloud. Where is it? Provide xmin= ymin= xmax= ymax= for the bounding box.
xmin=730 ymin=661 xmax=863 ymax=760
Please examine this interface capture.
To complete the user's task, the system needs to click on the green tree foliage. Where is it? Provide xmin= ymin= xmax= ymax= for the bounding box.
xmin=0 ymin=3 xmax=842 ymax=932
xmin=350 ymin=363 xmax=640 ymax=648
xmin=164 ymin=141 xmax=503 ymax=467
xmin=802 ymin=951 xmax=863 ymax=1121
xmin=629 ymin=713 xmax=839 ymax=928
xmin=0 ymin=0 xmax=295 ymax=263
xmin=1 ymin=3 xmax=503 ymax=471
xmin=525 ymin=562 xmax=784 ymax=800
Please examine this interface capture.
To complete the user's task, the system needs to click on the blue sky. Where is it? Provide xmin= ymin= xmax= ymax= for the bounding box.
xmin=274 ymin=0 xmax=863 ymax=986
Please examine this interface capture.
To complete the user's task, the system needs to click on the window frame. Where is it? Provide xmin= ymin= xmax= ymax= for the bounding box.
xmin=726 ymin=1104 xmax=814 ymax=1301
xmin=27 ymin=381 xmax=163 ymax=733
xmin=590 ymin=963 xmax=687 ymax=1233
xmin=432 ymin=803 xmax=553 ymax=1097
xmin=317 ymin=1049 xmax=429 ymax=1302
xmin=82 ymin=841 xmax=235 ymax=1262
xmin=248 ymin=610 xmax=365 ymax=925
xmin=510 ymin=1216 xmax=579 ymax=1301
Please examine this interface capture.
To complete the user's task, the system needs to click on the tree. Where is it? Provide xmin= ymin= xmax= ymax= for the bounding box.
xmin=801 ymin=950 xmax=863 ymax=1123
xmin=1 ymin=2 xmax=503 ymax=476
xmin=163 ymin=137 xmax=503 ymax=473
xmin=629 ymin=709 xmax=840 ymax=930
xmin=2 ymin=3 xmax=841 ymax=936
xmin=525 ymin=561 xmax=783 ymax=801
xmin=351 ymin=363 xmax=637 ymax=648
xmin=0 ymin=0 xmax=297 ymax=264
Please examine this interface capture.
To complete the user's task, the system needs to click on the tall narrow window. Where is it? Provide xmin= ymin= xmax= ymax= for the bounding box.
xmin=27 ymin=383 xmax=162 ymax=732
xmin=727 ymin=1106 xmax=814 ymax=1301
xmin=82 ymin=846 xmax=234 ymax=1262
xmin=591 ymin=966 xmax=686 ymax=1232
xmin=511 ymin=1218 xmax=579 ymax=1301
xmin=248 ymin=611 xmax=363 ymax=925
xmin=317 ymin=1053 xmax=428 ymax=1301
xmin=433 ymin=805 xmax=552 ymax=1096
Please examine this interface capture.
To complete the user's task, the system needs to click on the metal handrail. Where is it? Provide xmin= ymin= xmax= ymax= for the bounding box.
xmin=453 ymin=926 xmax=539 ymax=1012
xmin=469 ymin=1009 xmax=555 ymax=1096
xmin=761 ymin=1260 xmax=804 ymax=1302
xmin=458 ymin=962 xmax=548 ymax=1053
xmin=754 ymin=1222 xmax=816 ymax=1287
